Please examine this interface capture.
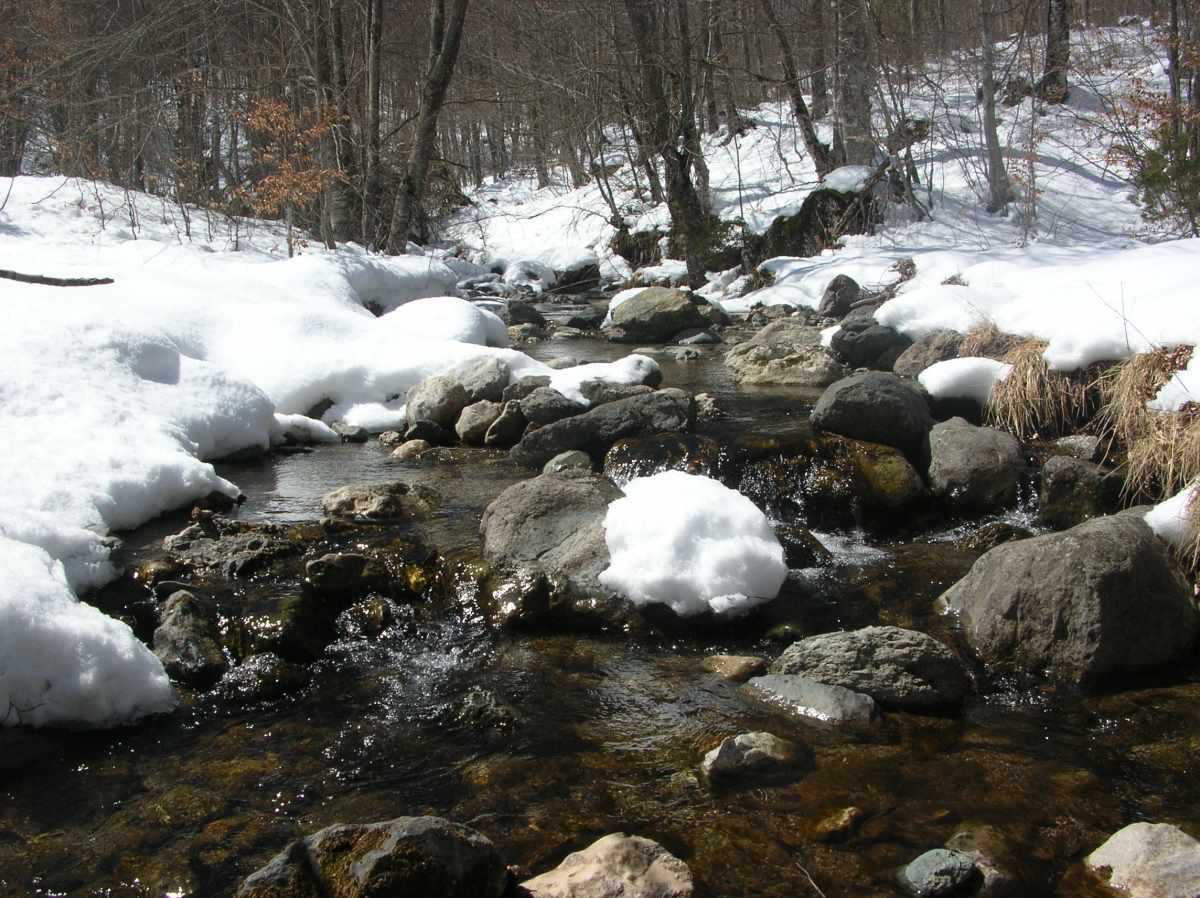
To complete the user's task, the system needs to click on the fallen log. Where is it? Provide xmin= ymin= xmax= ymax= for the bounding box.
xmin=1 ymin=269 xmax=114 ymax=287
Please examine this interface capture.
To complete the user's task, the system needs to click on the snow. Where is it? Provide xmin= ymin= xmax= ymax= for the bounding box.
xmin=502 ymin=258 xmax=557 ymax=293
xmin=919 ymin=357 xmax=1013 ymax=403
xmin=547 ymin=354 xmax=661 ymax=405
xmin=822 ymin=165 xmax=876 ymax=193
xmin=634 ymin=259 xmax=688 ymax=286
xmin=386 ymin=295 xmax=510 ymax=347
xmin=1145 ymin=482 xmax=1199 ymax=551
xmin=1149 ymin=352 xmax=1200 ymax=412
xmin=598 ymin=471 xmax=788 ymax=617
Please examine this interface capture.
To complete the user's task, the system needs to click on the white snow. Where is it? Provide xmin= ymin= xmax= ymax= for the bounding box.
xmin=919 ymin=357 xmax=1013 ymax=404
xmin=502 ymin=258 xmax=557 ymax=293
xmin=548 ymin=354 xmax=661 ymax=405
xmin=598 ymin=471 xmax=788 ymax=617
xmin=1145 ymin=483 xmax=1199 ymax=551
xmin=386 ymin=295 xmax=510 ymax=347
xmin=1149 ymin=351 xmax=1200 ymax=412
xmin=822 ymin=165 xmax=876 ymax=193
xmin=634 ymin=259 xmax=688 ymax=286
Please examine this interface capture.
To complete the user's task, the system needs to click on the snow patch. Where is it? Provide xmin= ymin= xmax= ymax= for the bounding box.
xmin=919 ymin=357 xmax=1013 ymax=404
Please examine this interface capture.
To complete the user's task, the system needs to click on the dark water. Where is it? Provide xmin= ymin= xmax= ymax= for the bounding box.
xmin=1 ymin=332 xmax=1198 ymax=898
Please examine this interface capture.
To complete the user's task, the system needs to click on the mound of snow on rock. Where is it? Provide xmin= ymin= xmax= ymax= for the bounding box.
xmin=918 ymin=357 xmax=1013 ymax=404
xmin=599 ymin=471 xmax=787 ymax=616
xmin=1145 ymin=482 xmax=1200 ymax=551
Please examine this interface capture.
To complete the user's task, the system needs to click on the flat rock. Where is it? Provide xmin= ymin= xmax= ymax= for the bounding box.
xmin=743 ymin=674 xmax=878 ymax=727
xmin=321 ymin=481 xmax=436 ymax=521
xmin=724 ymin=319 xmax=847 ymax=386
xmin=522 ymin=833 xmax=693 ymax=898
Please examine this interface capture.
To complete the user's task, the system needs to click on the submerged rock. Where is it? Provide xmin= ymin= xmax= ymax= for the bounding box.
xmin=522 ymin=832 xmax=693 ymax=898
xmin=940 ymin=515 xmax=1199 ymax=686
xmin=218 ymin=653 xmax=308 ymax=705
xmin=724 ymin=319 xmax=847 ymax=386
xmin=701 ymin=654 xmax=768 ymax=682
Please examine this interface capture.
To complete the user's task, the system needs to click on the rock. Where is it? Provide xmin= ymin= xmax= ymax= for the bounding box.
xmin=543 ymin=450 xmax=593 ymax=474
xmin=893 ymin=330 xmax=965 ymax=378
xmin=503 ymin=376 xmax=552 ymax=403
xmin=1085 ymin=822 xmax=1200 ymax=898
xmin=677 ymin=329 xmax=720 ymax=345
xmin=961 ymin=521 xmax=1032 ymax=553
xmin=603 ymin=434 xmax=722 ymax=486
xmin=321 ymin=481 xmax=436 ymax=521
xmin=566 ymin=308 xmax=606 ymax=330
xmin=694 ymin=393 xmax=722 ymax=420
xmin=520 ymin=387 xmax=587 ymax=428
xmin=578 ymin=381 xmax=656 ymax=405
xmin=456 ymin=399 xmax=504 ymax=445
xmin=945 ymin=825 xmax=1023 ymax=898
xmin=522 ymin=833 xmax=693 ymax=898
xmin=816 ymin=274 xmax=862 ymax=318
xmin=831 ymin=320 xmax=913 ymax=370
xmin=1050 ymin=434 xmax=1102 ymax=462
xmin=331 ymin=422 xmax=369 ymax=443
xmin=480 ymin=472 xmax=622 ymax=601
xmin=810 ymin=371 xmax=933 ymax=465
xmin=812 ymin=807 xmax=866 ymax=843
xmin=378 ymin=430 xmax=404 ymax=448
xmin=153 ymin=590 xmax=228 ymax=687
xmin=940 ymin=515 xmax=1199 ymax=685
xmin=509 ymin=323 xmax=547 ymax=344
xmin=162 ymin=516 xmax=304 ymax=579
xmin=508 ymin=300 xmax=546 ymax=326
xmin=393 ymin=439 xmax=432 ymax=461
xmin=608 ymin=286 xmax=720 ymax=342
xmin=724 ymin=319 xmax=847 ymax=386
xmin=453 ymin=685 xmax=524 ymax=733
xmin=484 ymin=401 xmax=527 ymax=447
xmin=672 ymin=347 xmax=700 ymax=362
xmin=927 ymin=417 xmax=1023 ymax=512
xmin=805 ymin=434 xmax=930 ymax=520
xmin=511 ymin=389 xmax=694 ymax=469
xmin=1039 ymin=455 xmax=1123 ymax=529
xmin=701 ymin=654 xmax=768 ymax=682
xmin=407 ymin=357 xmax=511 ymax=429
xmin=304 ymin=553 xmax=390 ymax=601
xmin=545 ymin=356 xmax=579 ymax=369
xmin=700 ymin=732 xmax=810 ymax=784
xmin=237 ymin=816 xmax=507 ymax=898
xmin=770 ymin=626 xmax=969 ymax=709
xmin=218 ymin=653 xmax=308 ymax=704
xmin=405 ymin=419 xmax=455 ymax=445
xmin=757 ymin=187 xmax=880 ymax=258
xmin=898 ymin=849 xmax=979 ymax=898
xmin=775 ymin=523 xmax=834 ymax=568
xmin=743 ymin=674 xmax=878 ymax=727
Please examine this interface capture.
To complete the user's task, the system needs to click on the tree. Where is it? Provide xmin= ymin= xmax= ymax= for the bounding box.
xmin=978 ymin=0 xmax=1011 ymax=213
xmin=834 ymin=0 xmax=876 ymax=166
xmin=759 ymin=0 xmax=834 ymax=176
xmin=1039 ymin=0 xmax=1072 ymax=103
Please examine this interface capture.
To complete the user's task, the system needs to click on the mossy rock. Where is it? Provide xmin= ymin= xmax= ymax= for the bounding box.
xmin=759 ymin=188 xmax=881 ymax=259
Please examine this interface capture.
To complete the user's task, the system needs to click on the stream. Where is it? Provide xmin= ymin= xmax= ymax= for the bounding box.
xmin=2 ymin=317 xmax=1199 ymax=898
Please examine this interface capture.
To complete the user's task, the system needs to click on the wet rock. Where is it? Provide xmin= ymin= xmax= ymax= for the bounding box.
xmin=503 ymin=376 xmax=552 ymax=403
xmin=153 ymin=590 xmax=228 ymax=688
xmin=700 ymin=732 xmax=811 ymax=784
xmin=392 ymin=439 xmax=432 ymax=461
xmin=321 ymin=481 xmax=436 ymax=521
xmin=578 ymin=380 xmax=657 ymax=405
xmin=331 ymin=422 xmax=368 ymax=443
xmin=566 ymin=308 xmax=606 ymax=330
xmin=817 ymin=274 xmax=861 ymax=319
xmin=405 ymin=419 xmax=455 ymax=445
xmin=237 ymin=816 xmax=507 ymax=898
xmin=218 ymin=653 xmax=308 ymax=704
xmin=522 ymin=832 xmax=693 ymax=898
xmin=304 ymin=553 xmax=390 ymax=601
xmin=378 ymin=430 xmax=405 ymax=447
xmin=701 ymin=654 xmax=768 ymax=682
xmin=812 ymin=807 xmax=866 ymax=843
xmin=508 ymin=300 xmax=546 ymax=326
xmin=603 ymin=434 xmax=722 ymax=486
xmin=940 ymin=515 xmax=1199 ymax=686
xmin=134 ymin=558 xmax=186 ymax=589
xmin=407 ymin=357 xmax=511 ymax=429
xmin=811 ymin=371 xmax=933 ymax=465
xmin=672 ymin=347 xmax=700 ymax=362
xmin=694 ymin=393 xmax=722 ymax=420
xmin=1050 ymin=434 xmax=1102 ymax=462
xmin=455 ymin=399 xmax=504 ymax=445
xmin=1039 ymin=456 xmax=1123 ymax=529
xmin=510 ymin=389 xmax=694 ymax=469
xmin=520 ymin=387 xmax=587 ymax=428
xmin=484 ymin=401 xmax=527 ymax=447
xmin=775 ymin=523 xmax=834 ymax=568
xmin=543 ymin=450 xmax=593 ymax=474
xmin=1086 ymin=822 xmax=1200 ymax=898
xmin=162 ymin=517 xmax=305 ymax=579
xmin=453 ymin=686 xmax=524 ymax=733
xmin=960 ymin=522 xmax=1033 ymax=554
xmin=724 ymin=319 xmax=847 ymax=386
xmin=677 ymin=329 xmax=720 ymax=345
xmin=606 ymin=286 xmax=718 ymax=343
xmin=898 ymin=848 xmax=979 ymax=898
xmin=892 ymin=330 xmax=965 ymax=378
xmin=831 ymin=320 xmax=913 ymax=370
xmin=744 ymin=674 xmax=878 ymax=727
xmin=945 ymin=825 xmax=1023 ymax=898
xmin=545 ymin=356 xmax=579 ymax=369
xmin=770 ymin=626 xmax=969 ymax=710
xmin=806 ymin=434 xmax=930 ymax=521
xmin=928 ymin=418 xmax=1023 ymax=512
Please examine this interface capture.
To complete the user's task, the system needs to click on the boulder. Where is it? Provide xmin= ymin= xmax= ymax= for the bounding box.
xmin=543 ymin=450 xmax=594 ymax=474
xmin=810 ymin=371 xmax=933 ymax=465
xmin=236 ymin=816 xmax=507 ymax=898
xmin=608 ymin=287 xmax=721 ymax=342
xmin=700 ymin=732 xmax=811 ymax=784
xmin=508 ymin=300 xmax=546 ymax=326
xmin=770 ymin=626 xmax=969 ymax=709
xmin=304 ymin=553 xmax=390 ymax=601
xmin=405 ymin=419 xmax=455 ymax=445
xmin=510 ymin=389 xmax=694 ymax=469
xmin=321 ymin=481 xmax=436 ymax=521
xmin=804 ymin=435 xmax=930 ymax=521
xmin=162 ymin=516 xmax=305 ymax=580
xmin=701 ymin=654 xmax=768 ymax=682
xmin=331 ymin=422 xmax=368 ymax=443
xmin=816 ymin=274 xmax=862 ymax=319
xmin=898 ymin=849 xmax=979 ymax=898
xmin=503 ymin=376 xmax=552 ymax=403
xmin=153 ymin=590 xmax=228 ymax=687
xmin=1039 ymin=455 xmax=1123 ymax=529
xmin=579 ymin=381 xmax=657 ymax=405
xmin=602 ymin=434 xmax=722 ymax=486
xmin=1086 ymin=822 xmax=1200 ymax=898
xmin=892 ymin=330 xmax=965 ymax=378
xmin=743 ymin=674 xmax=878 ymax=727
xmin=927 ymin=417 xmax=1023 ymax=512
xmin=407 ymin=357 xmax=511 ymax=429
xmin=830 ymin=320 xmax=913 ymax=370
xmin=522 ymin=833 xmax=693 ymax=898
xmin=484 ymin=401 xmax=527 ymax=447
xmin=456 ymin=399 xmax=504 ymax=445
xmin=1050 ymin=434 xmax=1102 ymax=462
xmin=566 ymin=307 xmax=606 ymax=330
xmin=723 ymin=319 xmax=847 ymax=386
xmin=940 ymin=515 xmax=1199 ymax=685
xmin=520 ymin=387 xmax=587 ymax=428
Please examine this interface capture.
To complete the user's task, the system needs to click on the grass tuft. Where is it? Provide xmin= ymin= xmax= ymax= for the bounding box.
xmin=984 ymin=338 xmax=1099 ymax=439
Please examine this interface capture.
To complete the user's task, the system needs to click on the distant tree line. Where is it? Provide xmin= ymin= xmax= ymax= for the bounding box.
xmin=0 ymin=0 xmax=1189 ymax=259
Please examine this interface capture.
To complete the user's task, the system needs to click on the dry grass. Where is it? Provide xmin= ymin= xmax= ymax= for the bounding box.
xmin=958 ymin=322 xmax=1022 ymax=359
xmin=983 ymin=338 xmax=1100 ymax=440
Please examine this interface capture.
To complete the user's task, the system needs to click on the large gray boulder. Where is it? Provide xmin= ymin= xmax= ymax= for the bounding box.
xmin=608 ymin=287 xmax=723 ymax=342
xmin=927 ymin=417 xmax=1023 ymax=512
xmin=510 ymin=389 xmax=694 ymax=469
xmin=1086 ymin=822 xmax=1200 ymax=898
xmin=1039 ymin=455 xmax=1123 ymax=529
xmin=480 ymin=472 xmax=621 ymax=600
xmin=153 ymin=590 xmax=228 ymax=687
xmin=724 ymin=319 xmax=848 ymax=386
xmin=769 ymin=626 xmax=969 ymax=709
xmin=810 ymin=371 xmax=933 ymax=464
xmin=520 ymin=387 xmax=587 ymax=428
xmin=940 ymin=515 xmax=1199 ymax=685
xmin=236 ymin=816 xmax=507 ymax=898
xmin=892 ymin=330 xmax=965 ymax=378
xmin=456 ymin=399 xmax=504 ymax=445
xmin=522 ymin=833 xmax=693 ymax=898
xmin=407 ymin=357 xmax=511 ymax=428
xmin=830 ymin=320 xmax=913 ymax=370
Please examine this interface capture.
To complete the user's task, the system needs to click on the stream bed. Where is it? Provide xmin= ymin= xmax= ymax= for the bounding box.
xmin=2 ymin=328 xmax=1199 ymax=898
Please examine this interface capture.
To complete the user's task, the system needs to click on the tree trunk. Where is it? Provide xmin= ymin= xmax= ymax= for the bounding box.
xmin=834 ymin=0 xmax=875 ymax=165
xmin=387 ymin=0 xmax=470 ymax=253
xmin=811 ymin=0 xmax=831 ymax=119
xmin=361 ymin=0 xmax=384 ymax=246
xmin=980 ymin=0 xmax=1011 ymax=212
xmin=759 ymin=0 xmax=834 ymax=176
xmin=1039 ymin=0 xmax=1072 ymax=103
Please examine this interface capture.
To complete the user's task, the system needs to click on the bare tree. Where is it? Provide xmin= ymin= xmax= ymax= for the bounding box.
xmin=979 ymin=0 xmax=1010 ymax=212
xmin=1039 ymin=0 xmax=1072 ymax=102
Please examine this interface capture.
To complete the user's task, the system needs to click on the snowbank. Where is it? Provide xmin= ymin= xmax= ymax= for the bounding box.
xmin=1145 ymin=483 xmax=1199 ymax=551
xmin=598 ymin=471 xmax=787 ymax=617
xmin=919 ymin=357 xmax=1013 ymax=404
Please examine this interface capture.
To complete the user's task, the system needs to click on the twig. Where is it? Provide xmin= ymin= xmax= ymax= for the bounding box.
xmin=0 ymin=269 xmax=114 ymax=287
xmin=796 ymin=862 xmax=828 ymax=898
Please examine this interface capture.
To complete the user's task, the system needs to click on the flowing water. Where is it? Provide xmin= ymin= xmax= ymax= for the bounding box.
xmin=2 ymin=324 xmax=1199 ymax=898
